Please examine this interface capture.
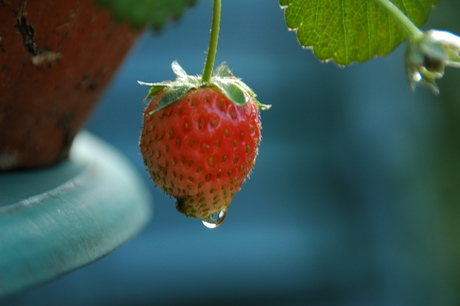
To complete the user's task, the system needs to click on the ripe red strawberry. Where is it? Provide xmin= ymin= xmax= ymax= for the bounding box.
xmin=139 ymin=61 xmax=269 ymax=226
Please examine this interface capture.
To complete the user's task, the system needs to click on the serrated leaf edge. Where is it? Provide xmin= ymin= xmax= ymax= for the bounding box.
xmin=278 ymin=0 xmax=437 ymax=66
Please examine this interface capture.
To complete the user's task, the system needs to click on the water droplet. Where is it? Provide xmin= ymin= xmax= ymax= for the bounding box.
xmin=202 ymin=210 xmax=227 ymax=229
xmin=414 ymin=72 xmax=422 ymax=82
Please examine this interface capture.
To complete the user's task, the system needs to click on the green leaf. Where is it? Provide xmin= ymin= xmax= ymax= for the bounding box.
xmin=213 ymin=62 xmax=233 ymax=78
xmin=97 ymin=0 xmax=198 ymax=30
xmin=171 ymin=60 xmax=188 ymax=78
xmin=141 ymin=61 xmax=271 ymax=113
xmin=212 ymin=79 xmax=249 ymax=106
xmin=153 ymin=85 xmax=192 ymax=113
xmin=279 ymin=0 xmax=439 ymax=65
xmin=145 ymin=85 xmax=166 ymax=101
xmin=233 ymin=80 xmax=272 ymax=110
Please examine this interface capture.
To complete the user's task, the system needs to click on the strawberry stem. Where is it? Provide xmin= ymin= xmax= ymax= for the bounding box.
xmin=201 ymin=0 xmax=221 ymax=83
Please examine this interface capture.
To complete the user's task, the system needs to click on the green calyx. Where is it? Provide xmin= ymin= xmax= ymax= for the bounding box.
xmin=138 ymin=61 xmax=271 ymax=114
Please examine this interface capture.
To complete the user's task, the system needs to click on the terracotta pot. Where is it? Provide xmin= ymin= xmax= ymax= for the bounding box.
xmin=0 ymin=0 xmax=140 ymax=170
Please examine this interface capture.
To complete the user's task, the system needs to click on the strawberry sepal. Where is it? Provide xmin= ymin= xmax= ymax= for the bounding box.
xmin=139 ymin=61 xmax=271 ymax=113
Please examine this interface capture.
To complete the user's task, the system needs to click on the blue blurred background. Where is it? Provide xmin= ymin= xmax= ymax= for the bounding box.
xmin=4 ymin=1 xmax=460 ymax=305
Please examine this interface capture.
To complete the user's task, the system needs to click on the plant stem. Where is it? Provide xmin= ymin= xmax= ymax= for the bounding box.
xmin=202 ymin=0 xmax=221 ymax=83
xmin=374 ymin=0 xmax=424 ymax=39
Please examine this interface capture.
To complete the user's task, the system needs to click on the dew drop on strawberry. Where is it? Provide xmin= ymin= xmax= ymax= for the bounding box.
xmin=201 ymin=209 xmax=227 ymax=228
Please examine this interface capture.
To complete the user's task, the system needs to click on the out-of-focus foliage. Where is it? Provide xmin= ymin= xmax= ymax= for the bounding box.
xmin=427 ymin=1 xmax=460 ymax=299
xmin=97 ymin=0 xmax=198 ymax=30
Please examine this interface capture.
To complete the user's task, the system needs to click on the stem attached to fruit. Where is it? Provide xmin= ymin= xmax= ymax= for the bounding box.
xmin=202 ymin=0 xmax=222 ymax=83
xmin=374 ymin=0 xmax=423 ymax=40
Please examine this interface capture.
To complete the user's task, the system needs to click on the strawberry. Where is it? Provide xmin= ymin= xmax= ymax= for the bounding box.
xmin=139 ymin=61 xmax=270 ymax=226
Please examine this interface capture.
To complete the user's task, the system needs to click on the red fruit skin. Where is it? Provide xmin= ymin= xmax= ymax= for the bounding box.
xmin=140 ymin=87 xmax=261 ymax=219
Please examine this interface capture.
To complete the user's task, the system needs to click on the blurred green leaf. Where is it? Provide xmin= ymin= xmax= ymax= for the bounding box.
xmin=279 ymin=0 xmax=439 ymax=65
xmin=97 ymin=0 xmax=198 ymax=30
